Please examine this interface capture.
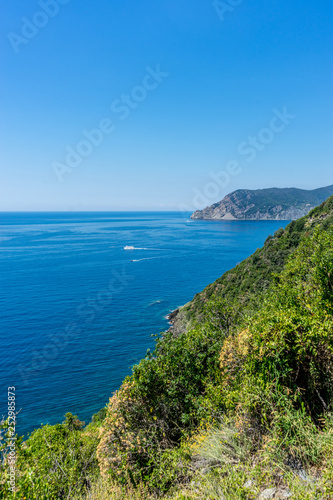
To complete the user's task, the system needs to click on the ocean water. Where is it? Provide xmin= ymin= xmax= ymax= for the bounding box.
xmin=0 ymin=212 xmax=289 ymax=437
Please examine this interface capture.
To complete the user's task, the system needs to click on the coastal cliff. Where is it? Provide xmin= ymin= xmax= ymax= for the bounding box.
xmin=191 ymin=185 xmax=333 ymax=220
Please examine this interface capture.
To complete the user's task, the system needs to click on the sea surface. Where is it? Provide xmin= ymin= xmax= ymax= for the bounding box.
xmin=0 ymin=212 xmax=289 ymax=437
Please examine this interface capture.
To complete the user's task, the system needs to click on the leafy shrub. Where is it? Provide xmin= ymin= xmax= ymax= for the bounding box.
xmin=97 ymin=326 xmax=224 ymax=489
xmin=0 ymin=413 xmax=100 ymax=499
xmin=219 ymin=228 xmax=333 ymax=459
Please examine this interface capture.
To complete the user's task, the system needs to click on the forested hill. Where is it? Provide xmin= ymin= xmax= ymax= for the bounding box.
xmin=172 ymin=195 xmax=333 ymax=333
xmin=190 ymin=185 xmax=333 ymax=220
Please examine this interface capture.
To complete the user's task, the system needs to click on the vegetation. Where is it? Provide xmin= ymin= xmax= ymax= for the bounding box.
xmin=0 ymin=412 xmax=101 ymax=499
xmin=1 ymin=197 xmax=333 ymax=499
xmin=191 ymin=185 xmax=333 ymax=220
xmin=174 ymin=197 xmax=333 ymax=330
xmin=227 ymin=185 xmax=333 ymax=216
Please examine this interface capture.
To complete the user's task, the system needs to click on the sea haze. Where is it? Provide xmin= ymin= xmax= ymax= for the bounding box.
xmin=0 ymin=212 xmax=289 ymax=437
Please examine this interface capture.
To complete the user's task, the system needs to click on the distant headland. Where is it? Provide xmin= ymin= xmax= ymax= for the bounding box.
xmin=191 ymin=185 xmax=333 ymax=220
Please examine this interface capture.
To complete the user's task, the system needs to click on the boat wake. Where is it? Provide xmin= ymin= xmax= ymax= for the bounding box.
xmin=124 ymin=246 xmax=166 ymax=251
xmin=131 ymin=257 xmax=160 ymax=262
xmin=147 ymin=300 xmax=163 ymax=307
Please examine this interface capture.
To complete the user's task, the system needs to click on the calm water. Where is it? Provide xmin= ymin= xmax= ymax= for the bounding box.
xmin=0 ymin=212 xmax=288 ymax=437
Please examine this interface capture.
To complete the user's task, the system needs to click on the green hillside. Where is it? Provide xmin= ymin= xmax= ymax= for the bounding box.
xmin=173 ymin=195 xmax=333 ymax=333
xmin=228 ymin=185 xmax=333 ymax=214
xmin=191 ymin=185 xmax=333 ymax=220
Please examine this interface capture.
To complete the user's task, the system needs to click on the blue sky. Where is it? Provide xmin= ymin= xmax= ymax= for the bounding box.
xmin=1 ymin=0 xmax=332 ymax=210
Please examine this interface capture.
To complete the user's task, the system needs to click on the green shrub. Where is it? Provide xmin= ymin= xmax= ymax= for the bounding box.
xmin=0 ymin=413 xmax=100 ymax=499
xmin=219 ymin=227 xmax=333 ymax=464
xmin=97 ymin=326 xmax=224 ymax=489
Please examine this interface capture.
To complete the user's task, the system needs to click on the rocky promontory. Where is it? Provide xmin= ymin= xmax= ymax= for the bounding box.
xmin=191 ymin=185 xmax=333 ymax=220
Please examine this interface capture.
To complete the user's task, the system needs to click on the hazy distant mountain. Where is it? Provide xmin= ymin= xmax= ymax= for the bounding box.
xmin=190 ymin=185 xmax=333 ymax=220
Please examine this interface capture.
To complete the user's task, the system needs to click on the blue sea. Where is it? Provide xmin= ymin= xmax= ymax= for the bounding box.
xmin=0 ymin=212 xmax=289 ymax=437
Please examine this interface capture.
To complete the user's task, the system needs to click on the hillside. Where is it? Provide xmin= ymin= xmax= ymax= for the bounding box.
xmin=190 ymin=185 xmax=333 ymax=220
xmin=2 ymin=197 xmax=333 ymax=499
xmin=172 ymin=195 xmax=333 ymax=334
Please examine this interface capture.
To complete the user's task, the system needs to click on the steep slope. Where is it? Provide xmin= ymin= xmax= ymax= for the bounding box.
xmin=172 ymin=195 xmax=333 ymax=333
xmin=191 ymin=185 xmax=333 ymax=220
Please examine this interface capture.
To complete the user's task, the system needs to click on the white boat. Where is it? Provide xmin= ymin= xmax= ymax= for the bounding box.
xmin=124 ymin=245 xmax=135 ymax=250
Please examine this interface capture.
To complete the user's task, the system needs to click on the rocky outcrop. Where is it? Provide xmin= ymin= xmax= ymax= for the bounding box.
xmin=191 ymin=185 xmax=333 ymax=221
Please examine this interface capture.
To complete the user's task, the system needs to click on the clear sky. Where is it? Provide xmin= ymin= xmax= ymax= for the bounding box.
xmin=1 ymin=0 xmax=332 ymax=211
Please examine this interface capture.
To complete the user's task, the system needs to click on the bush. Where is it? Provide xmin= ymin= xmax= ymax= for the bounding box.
xmin=219 ymin=228 xmax=333 ymax=455
xmin=0 ymin=413 xmax=100 ymax=499
xmin=97 ymin=326 xmax=225 ymax=489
